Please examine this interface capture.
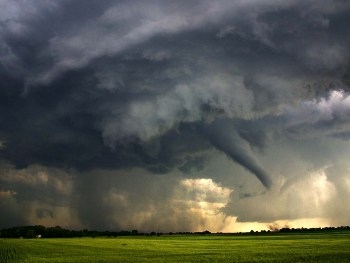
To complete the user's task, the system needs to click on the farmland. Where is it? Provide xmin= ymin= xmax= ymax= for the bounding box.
xmin=1 ymin=233 xmax=350 ymax=262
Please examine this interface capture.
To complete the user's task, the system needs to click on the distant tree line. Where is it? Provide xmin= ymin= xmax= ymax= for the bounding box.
xmin=278 ymin=226 xmax=350 ymax=233
xmin=1 ymin=225 xmax=349 ymax=238
xmin=0 ymin=225 xmax=147 ymax=238
xmin=0 ymin=226 xmax=215 ymax=238
xmin=237 ymin=226 xmax=350 ymax=235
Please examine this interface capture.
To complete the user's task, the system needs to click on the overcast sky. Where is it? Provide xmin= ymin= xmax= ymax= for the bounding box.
xmin=1 ymin=0 xmax=350 ymax=232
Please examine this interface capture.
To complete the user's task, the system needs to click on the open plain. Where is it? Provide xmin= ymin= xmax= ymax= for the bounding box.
xmin=1 ymin=232 xmax=350 ymax=262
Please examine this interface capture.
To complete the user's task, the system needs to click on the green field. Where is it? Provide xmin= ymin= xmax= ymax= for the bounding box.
xmin=1 ymin=233 xmax=350 ymax=262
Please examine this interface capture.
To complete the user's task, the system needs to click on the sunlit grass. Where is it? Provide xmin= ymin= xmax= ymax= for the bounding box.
xmin=1 ymin=233 xmax=350 ymax=262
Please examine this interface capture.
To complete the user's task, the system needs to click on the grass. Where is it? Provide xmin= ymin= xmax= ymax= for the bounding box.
xmin=1 ymin=233 xmax=350 ymax=262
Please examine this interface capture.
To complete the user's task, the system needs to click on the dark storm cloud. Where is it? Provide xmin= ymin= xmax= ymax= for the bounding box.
xmin=1 ymin=0 xmax=350 ymax=230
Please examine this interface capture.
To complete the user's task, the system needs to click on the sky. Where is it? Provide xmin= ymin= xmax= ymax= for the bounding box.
xmin=0 ymin=0 xmax=350 ymax=233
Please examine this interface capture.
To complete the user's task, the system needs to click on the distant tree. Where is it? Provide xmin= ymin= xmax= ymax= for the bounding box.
xmin=25 ymin=229 xmax=36 ymax=239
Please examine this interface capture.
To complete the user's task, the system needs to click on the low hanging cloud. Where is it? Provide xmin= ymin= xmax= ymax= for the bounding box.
xmin=204 ymin=120 xmax=272 ymax=189
xmin=1 ymin=0 xmax=350 ymax=231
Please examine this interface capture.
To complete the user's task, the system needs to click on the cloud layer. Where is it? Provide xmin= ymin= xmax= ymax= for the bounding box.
xmin=1 ymin=0 xmax=350 ymax=231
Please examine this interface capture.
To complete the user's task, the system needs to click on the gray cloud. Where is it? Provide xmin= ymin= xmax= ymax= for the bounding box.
xmin=1 ymin=0 xmax=350 ymax=231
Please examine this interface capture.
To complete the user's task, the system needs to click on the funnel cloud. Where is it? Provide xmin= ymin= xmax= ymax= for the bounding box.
xmin=205 ymin=120 xmax=272 ymax=189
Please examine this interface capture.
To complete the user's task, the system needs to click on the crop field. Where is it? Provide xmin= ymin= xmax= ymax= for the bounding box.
xmin=1 ymin=233 xmax=350 ymax=262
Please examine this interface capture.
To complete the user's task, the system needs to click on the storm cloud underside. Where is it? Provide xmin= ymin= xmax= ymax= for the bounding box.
xmin=1 ymin=0 xmax=350 ymax=231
